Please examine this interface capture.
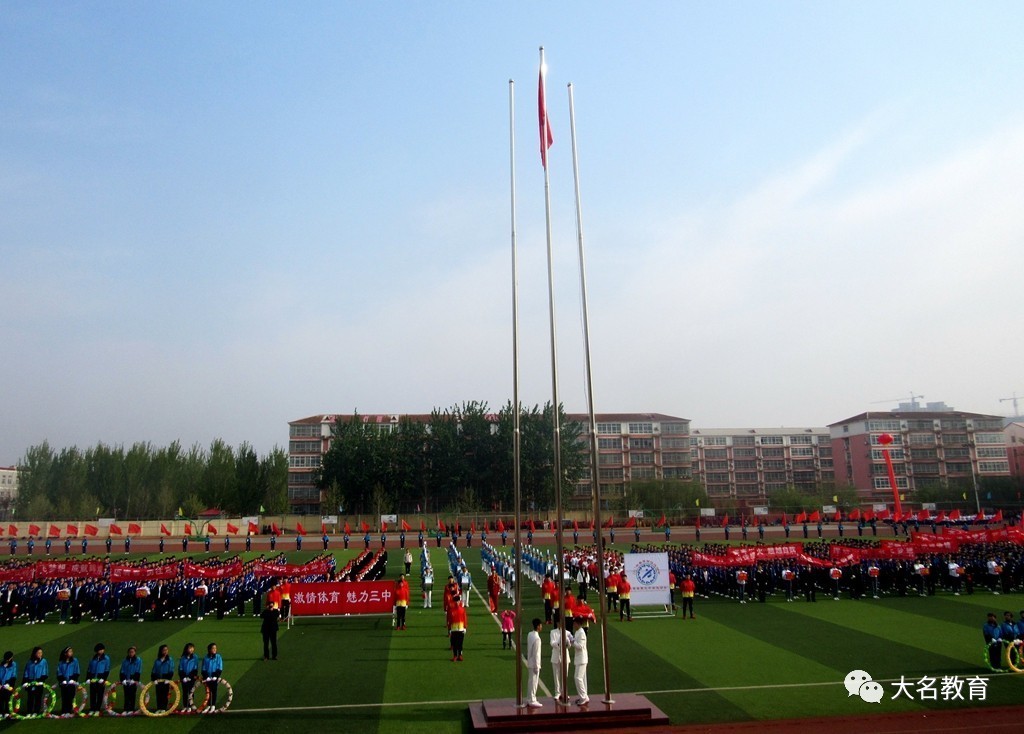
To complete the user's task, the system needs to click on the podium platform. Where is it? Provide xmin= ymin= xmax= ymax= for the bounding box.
xmin=469 ymin=693 xmax=669 ymax=732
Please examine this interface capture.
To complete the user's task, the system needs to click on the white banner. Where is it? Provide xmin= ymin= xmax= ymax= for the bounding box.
xmin=752 ymin=506 xmax=768 ymax=516
xmin=628 ymin=510 xmax=645 ymax=519
xmin=380 ymin=514 xmax=397 ymax=524
xmin=622 ymin=552 xmax=671 ymax=607
xmin=321 ymin=515 xmax=338 ymax=525
xmin=700 ymin=508 xmax=716 ymax=517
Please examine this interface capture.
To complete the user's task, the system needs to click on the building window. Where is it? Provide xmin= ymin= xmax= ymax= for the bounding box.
xmin=596 ymin=423 xmax=621 ymax=434
xmin=628 ymin=422 xmax=653 ymax=434
xmin=735 ymin=472 xmax=758 ymax=482
xmin=631 ymin=467 xmax=655 ymax=479
xmin=706 ymin=461 xmax=729 ymax=471
xmin=733 ymin=436 xmax=755 ymax=446
xmin=734 ymin=460 xmax=757 ymax=470
xmin=871 ymin=448 xmax=905 ymax=460
xmin=908 ymin=433 xmax=935 ymax=445
xmin=598 ymin=454 xmax=622 ymax=466
xmin=662 ymin=422 xmax=688 ymax=435
xmin=734 ymin=448 xmax=756 ymax=458
xmin=760 ymin=436 xmax=784 ymax=445
xmin=764 ymin=460 xmax=786 ymax=470
xmin=663 ymin=437 xmax=688 ymax=449
xmin=790 ymin=447 xmax=814 ymax=457
xmin=630 ymin=438 xmax=654 ymax=450
xmin=762 ymin=448 xmax=784 ymax=458
xmin=868 ymin=420 xmax=901 ymax=431
xmin=975 ymin=433 xmax=1006 ymax=445
xmin=288 ymin=455 xmax=322 ymax=469
xmin=705 ymin=448 xmax=728 ymax=459
xmin=631 ymin=453 xmax=654 ymax=465
xmin=598 ymin=468 xmax=623 ymax=480
xmin=704 ymin=436 xmax=728 ymax=446
xmin=871 ymin=434 xmax=904 ymax=446
xmin=290 ymin=423 xmax=321 ymax=438
xmin=662 ymin=452 xmax=689 ymax=464
xmin=979 ymin=461 xmax=1010 ymax=473
xmin=289 ymin=440 xmax=321 ymax=454
xmin=598 ymin=437 xmax=620 ymax=449
xmin=790 ymin=435 xmax=813 ymax=445
xmin=874 ymin=476 xmax=909 ymax=490
xmin=944 ymin=447 xmax=970 ymax=458
xmin=977 ymin=447 xmax=1008 ymax=458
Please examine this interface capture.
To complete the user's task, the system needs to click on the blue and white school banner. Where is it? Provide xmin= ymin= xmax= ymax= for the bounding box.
xmin=623 ymin=552 xmax=670 ymax=607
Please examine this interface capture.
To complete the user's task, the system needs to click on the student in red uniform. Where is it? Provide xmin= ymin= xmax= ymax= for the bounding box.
xmin=541 ymin=573 xmax=556 ymax=624
xmin=449 ymin=598 xmax=468 ymax=661
xmin=618 ymin=572 xmax=632 ymax=621
xmin=394 ymin=575 xmax=410 ymax=630
xmin=487 ymin=568 xmax=502 ymax=614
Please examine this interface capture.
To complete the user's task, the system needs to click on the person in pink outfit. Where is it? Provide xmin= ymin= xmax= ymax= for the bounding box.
xmin=500 ymin=609 xmax=516 ymax=650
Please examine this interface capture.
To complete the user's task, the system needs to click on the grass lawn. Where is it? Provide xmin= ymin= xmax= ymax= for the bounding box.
xmin=1 ymin=543 xmax=1022 ymax=732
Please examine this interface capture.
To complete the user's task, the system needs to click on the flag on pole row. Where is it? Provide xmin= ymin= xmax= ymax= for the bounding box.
xmin=538 ymin=49 xmax=553 ymax=168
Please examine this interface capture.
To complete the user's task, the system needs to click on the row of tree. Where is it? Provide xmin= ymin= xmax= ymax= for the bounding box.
xmin=318 ymin=401 xmax=587 ymax=516
xmin=14 ymin=440 xmax=289 ymax=520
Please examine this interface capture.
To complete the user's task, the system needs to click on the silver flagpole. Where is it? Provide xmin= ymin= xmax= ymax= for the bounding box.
xmin=568 ymin=82 xmax=613 ymax=704
xmin=538 ymin=46 xmax=570 ymax=707
xmin=509 ymin=78 xmax=525 ymax=709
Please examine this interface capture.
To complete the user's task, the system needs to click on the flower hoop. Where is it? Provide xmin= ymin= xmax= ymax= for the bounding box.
xmin=182 ymin=679 xmax=208 ymax=714
xmin=983 ymin=642 xmax=1007 ymax=673
xmin=1 ymin=684 xmax=13 ymax=720
xmin=61 ymin=683 xmax=89 ymax=717
xmin=139 ymin=680 xmax=181 ymax=717
xmin=104 ymin=680 xmax=140 ymax=717
xmin=1006 ymin=640 xmax=1024 ymax=674
xmin=200 ymin=677 xmax=233 ymax=713
xmin=78 ymin=679 xmax=113 ymax=717
xmin=9 ymin=682 xmax=55 ymax=720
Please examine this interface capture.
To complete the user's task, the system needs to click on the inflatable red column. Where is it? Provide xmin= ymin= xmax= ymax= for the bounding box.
xmin=878 ymin=433 xmax=903 ymax=518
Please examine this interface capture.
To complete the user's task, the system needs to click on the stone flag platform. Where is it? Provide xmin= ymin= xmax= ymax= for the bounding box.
xmin=469 ymin=693 xmax=669 ymax=732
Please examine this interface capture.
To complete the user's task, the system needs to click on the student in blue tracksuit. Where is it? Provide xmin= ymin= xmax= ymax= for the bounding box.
xmin=983 ymin=612 xmax=1003 ymax=669
xmin=178 ymin=643 xmax=199 ymax=711
xmin=200 ymin=643 xmax=223 ymax=713
xmin=23 ymin=647 xmax=49 ymax=715
xmin=56 ymin=646 xmax=80 ymax=716
xmin=150 ymin=645 xmax=175 ymax=712
xmin=86 ymin=643 xmax=110 ymax=714
xmin=119 ymin=646 xmax=142 ymax=713
xmin=1000 ymin=611 xmax=1018 ymax=642
xmin=0 ymin=651 xmax=17 ymax=716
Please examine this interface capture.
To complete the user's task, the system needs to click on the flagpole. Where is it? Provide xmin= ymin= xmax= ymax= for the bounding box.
xmin=538 ymin=46 xmax=570 ymax=707
xmin=568 ymin=81 xmax=613 ymax=704
xmin=509 ymin=77 xmax=525 ymax=709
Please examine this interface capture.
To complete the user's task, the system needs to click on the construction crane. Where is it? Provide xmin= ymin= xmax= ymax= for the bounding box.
xmin=1001 ymin=392 xmax=1021 ymax=418
xmin=870 ymin=392 xmax=924 ymax=410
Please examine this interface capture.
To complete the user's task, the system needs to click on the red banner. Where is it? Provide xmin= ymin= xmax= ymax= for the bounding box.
xmin=183 ymin=560 xmax=242 ymax=579
xmin=0 ymin=566 xmax=35 ymax=582
xmin=252 ymin=559 xmax=332 ymax=578
xmin=33 ymin=560 xmax=105 ymax=579
xmin=755 ymin=543 xmax=803 ymax=560
xmin=290 ymin=581 xmax=394 ymax=616
xmin=109 ymin=562 xmax=179 ymax=583
xmin=910 ymin=534 xmax=959 ymax=554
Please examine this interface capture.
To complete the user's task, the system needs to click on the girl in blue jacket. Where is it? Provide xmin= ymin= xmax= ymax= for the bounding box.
xmin=0 ymin=651 xmax=17 ymax=716
xmin=200 ymin=643 xmax=223 ymax=712
xmin=178 ymin=643 xmax=199 ymax=711
xmin=22 ymin=647 xmax=48 ymax=715
xmin=119 ymin=646 xmax=142 ymax=713
xmin=86 ymin=643 xmax=110 ymax=714
xmin=150 ymin=645 xmax=174 ymax=712
xmin=56 ymin=646 xmax=80 ymax=716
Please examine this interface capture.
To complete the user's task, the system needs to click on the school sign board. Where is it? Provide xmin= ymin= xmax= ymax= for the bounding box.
xmin=622 ymin=552 xmax=671 ymax=607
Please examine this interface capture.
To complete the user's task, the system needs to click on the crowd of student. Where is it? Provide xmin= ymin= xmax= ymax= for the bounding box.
xmin=0 ymin=553 xmax=337 ymax=626
xmin=0 ymin=640 xmax=224 ymax=718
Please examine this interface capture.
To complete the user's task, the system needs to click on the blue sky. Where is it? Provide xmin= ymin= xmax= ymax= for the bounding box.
xmin=3 ymin=2 xmax=1023 ymax=463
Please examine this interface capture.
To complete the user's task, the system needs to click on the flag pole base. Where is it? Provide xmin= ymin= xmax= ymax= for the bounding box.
xmin=470 ymin=693 xmax=667 ymax=731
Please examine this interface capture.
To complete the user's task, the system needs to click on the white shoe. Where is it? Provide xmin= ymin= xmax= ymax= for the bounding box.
xmin=575 ymin=698 xmax=589 ymax=705
xmin=527 ymin=701 xmax=542 ymax=708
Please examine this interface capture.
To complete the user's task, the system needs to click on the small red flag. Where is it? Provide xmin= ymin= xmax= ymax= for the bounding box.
xmin=361 ymin=521 xmax=370 ymax=533
xmin=529 ymin=519 xmax=536 ymax=533
xmin=128 ymin=523 xmax=142 ymax=534
xmin=109 ymin=523 xmax=122 ymax=535
xmin=29 ymin=524 xmax=41 ymax=536
xmin=470 ymin=521 xmax=475 ymax=534
xmin=85 ymin=524 xmax=98 ymax=536
xmin=248 ymin=521 xmax=259 ymax=534
xmin=572 ymin=519 xmax=579 ymax=531
xmin=160 ymin=523 xmax=171 ymax=536
xmin=720 ymin=514 xmax=729 ymax=528
xmin=538 ymin=56 xmax=554 ymax=168
xmin=808 ymin=511 xmax=820 ymax=522
xmin=271 ymin=522 xmax=280 ymax=536
xmin=848 ymin=509 xmax=860 ymax=521
xmin=589 ymin=519 xmax=595 ymax=530
xmin=624 ymin=516 xmax=636 ymax=529
xmin=344 ymin=521 xmax=351 ymax=535
xmin=296 ymin=522 xmax=306 ymax=536
xmin=833 ymin=511 xmax=842 ymax=523
xmin=438 ymin=519 xmax=446 ymax=533
xmin=321 ymin=523 xmax=327 ymax=535
xmin=184 ymin=523 xmax=193 ymax=536
xmin=227 ymin=523 xmax=239 ymax=535
xmin=657 ymin=514 xmax=666 ymax=528
xmin=401 ymin=519 xmax=412 ymax=532
xmin=420 ymin=520 xmax=426 ymax=532
xmin=49 ymin=524 xmax=61 ymax=538
xmin=948 ymin=509 xmax=961 ymax=521
xmin=993 ymin=509 xmax=1004 ymax=522
xmin=496 ymin=519 xmax=505 ymax=532
xmin=381 ymin=521 xmax=387 ymax=533
xmin=7 ymin=524 xmax=16 ymax=536
xmin=208 ymin=524 xmax=218 ymax=535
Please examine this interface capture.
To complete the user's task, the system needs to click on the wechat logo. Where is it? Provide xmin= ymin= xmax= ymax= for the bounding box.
xmin=844 ymin=669 xmax=883 ymax=703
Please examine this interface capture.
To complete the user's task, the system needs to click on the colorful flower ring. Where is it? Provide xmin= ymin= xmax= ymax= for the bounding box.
xmin=181 ymin=679 xmax=207 ymax=714
xmin=58 ymin=682 xmax=90 ymax=718
xmin=104 ymin=680 xmax=140 ymax=717
xmin=139 ymin=680 xmax=181 ymax=717
xmin=9 ymin=682 xmax=56 ymax=720
xmin=200 ymin=677 xmax=233 ymax=713
xmin=0 ymin=684 xmax=12 ymax=720
xmin=983 ymin=642 xmax=1010 ymax=673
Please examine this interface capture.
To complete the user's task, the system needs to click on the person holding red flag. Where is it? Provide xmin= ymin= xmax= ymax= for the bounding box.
xmin=394 ymin=575 xmax=410 ymax=630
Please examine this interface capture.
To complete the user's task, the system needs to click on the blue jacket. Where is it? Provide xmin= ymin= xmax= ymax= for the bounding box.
xmin=87 ymin=654 xmax=111 ymax=680
xmin=120 ymin=656 xmax=142 ymax=682
xmin=151 ymin=656 xmax=174 ymax=681
xmin=1000 ymin=621 xmax=1018 ymax=640
xmin=983 ymin=621 xmax=1001 ymax=644
xmin=0 ymin=661 xmax=17 ymax=687
xmin=24 ymin=658 xmax=48 ymax=682
xmin=178 ymin=654 xmax=199 ymax=679
xmin=201 ymin=653 xmax=223 ymax=679
xmin=57 ymin=658 xmax=81 ymax=683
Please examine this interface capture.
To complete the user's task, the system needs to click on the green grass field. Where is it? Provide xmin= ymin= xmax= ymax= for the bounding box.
xmin=2 ymin=544 xmax=1022 ymax=732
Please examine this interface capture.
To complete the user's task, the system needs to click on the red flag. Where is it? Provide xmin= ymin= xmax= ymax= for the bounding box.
xmin=128 ymin=523 xmax=142 ymax=534
xmin=6 ymin=524 xmax=16 ymax=536
xmin=863 ymin=507 xmax=874 ymax=522
xmin=695 ymin=513 xmax=701 ymax=528
xmin=917 ymin=510 xmax=930 ymax=522
xmin=808 ymin=511 xmax=820 ymax=523
xmin=48 ymin=524 xmax=61 ymax=538
xmin=876 ymin=508 xmax=890 ymax=521
xmin=401 ymin=519 xmax=412 ymax=532
xmin=438 ymin=519 xmax=446 ymax=533
xmin=271 ymin=522 xmax=280 ymax=536
xmin=248 ymin=521 xmax=259 ymax=534
xmin=721 ymin=514 xmax=729 ymax=528
xmin=109 ymin=523 xmax=122 ymax=535
xmin=975 ymin=511 xmax=985 ymax=522
xmin=0 ymin=526 xmax=4 ymax=536
xmin=833 ymin=511 xmax=842 ymax=523
xmin=589 ymin=519 xmax=595 ymax=530
xmin=625 ymin=516 xmax=636 ymax=528
xmin=85 ymin=524 xmax=98 ymax=536
xmin=321 ymin=523 xmax=327 ymax=535
xmin=993 ymin=509 xmax=1004 ymax=522
xmin=420 ymin=520 xmax=426 ymax=532
xmin=343 ymin=521 xmax=351 ymax=535
xmin=781 ymin=513 xmax=788 ymax=525
xmin=848 ymin=509 xmax=860 ymax=521
xmin=208 ymin=524 xmax=218 ymax=535
xmin=538 ymin=56 xmax=553 ymax=168
xmin=227 ymin=523 xmax=239 ymax=535
xmin=572 ymin=519 xmax=579 ymax=531
xmin=949 ymin=509 xmax=961 ymax=521
xmin=381 ymin=521 xmax=387 ymax=533
xmin=657 ymin=514 xmax=666 ymax=528
xmin=29 ymin=524 xmax=41 ymax=536
xmin=161 ymin=523 xmax=171 ymax=536
xmin=184 ymin=523 xmax=193 ymax=536
xmin=603 ymin=515 xmax=614 ymax=529
xmin=529 ymin=519 xmax=536 ymax=533
xmin=470 ymin=521 xmax=476 ymax=534
xmin=795 ymin=512 xmax=806 ymax=524
xmin=295 ymin=522 xmax=306 ymax=536
xmin=496 ymin=519 xmax=505 ymax=533
xmin=935 ymin=511 xmax=947 ymax=523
